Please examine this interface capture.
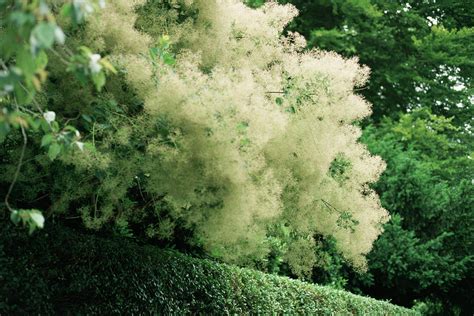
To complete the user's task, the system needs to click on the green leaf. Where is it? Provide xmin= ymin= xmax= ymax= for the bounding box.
xmin=41 ymin=134 xmax=54 ymax=147
xmin=48 ymin=143 xmax=61 ymax=160
xmin=40 ymin=119 xmax=51 ymax=132
xmin=10 ymin=210 xmax=20 ymax=225
xmin=237 ymin=121 xmax=249 ymax=133
xmin=28 ymin=117 xmax=42 ymax=130
xmin=92 ymin=71 xmax=106 ymax=91
xmin=100 ymin=59 xmax=117 ymax=74
xmin=149 ymin=47 xmax=159 ymax=60
xmin=0 ymin=122 xmax=10 ymax=143
xmin=9 ymin=12 xmax=35 ymax=26
xmin=82 ymin=114 xmax=92 ymax=123
xmin=16 ymin=48 xmax=37 ymax=77
xmin=35 ymin=51 xmax=49 ymax=69
xmin=14 ymin=82 xmax=34 ymax=105
xmin=60 ymin=3 xmax=73 ymax=18
xmin=162 ymin=53 xmax=176 ymax=66
xmin=78 ymin=46 xmax=92 ymax=56
xmin=31 ymin=23 xmax=56 ymax=50
xmin=50 ymin=121 xmax=60 ymax=133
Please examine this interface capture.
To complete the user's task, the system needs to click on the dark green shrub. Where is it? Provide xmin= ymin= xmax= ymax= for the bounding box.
xmin=0 ymin=222 xmax=416 ymax=315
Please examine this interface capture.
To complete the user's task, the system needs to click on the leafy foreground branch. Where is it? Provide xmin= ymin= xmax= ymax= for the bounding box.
xmin=0 ymin=222 xmax=416 ymax=315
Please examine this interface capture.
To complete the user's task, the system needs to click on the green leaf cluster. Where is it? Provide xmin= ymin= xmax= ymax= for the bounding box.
xmin=1 ymin=0 xmax=114 ymax=226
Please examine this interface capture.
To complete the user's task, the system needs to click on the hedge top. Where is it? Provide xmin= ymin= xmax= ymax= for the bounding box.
xmin=1 ymin=223 xmax=417 ymax=315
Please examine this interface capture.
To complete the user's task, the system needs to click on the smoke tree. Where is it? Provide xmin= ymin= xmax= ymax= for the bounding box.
xmin=1 ymin=0 xmax=388 ymax=276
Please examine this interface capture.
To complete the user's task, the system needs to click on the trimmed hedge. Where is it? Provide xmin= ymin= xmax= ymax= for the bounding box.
xmin=0 ymin=223 xmax=416 ymax=315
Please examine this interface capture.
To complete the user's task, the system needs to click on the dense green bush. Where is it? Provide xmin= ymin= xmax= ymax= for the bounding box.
xmin=0 ymin=222 xmax=415 ymax=315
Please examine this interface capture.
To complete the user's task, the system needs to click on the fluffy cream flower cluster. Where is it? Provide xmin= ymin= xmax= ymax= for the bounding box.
xmin=71 ymin=0 xmax=388 ymax=274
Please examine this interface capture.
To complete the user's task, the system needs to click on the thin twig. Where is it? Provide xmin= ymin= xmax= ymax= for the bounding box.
xmin=18 ymin=82 xmax=44 ymax=114
xmin=265 ymin=91 xmax=317 ymax=96
xmin=136 ymin=177 xmax=146 ymax=202
xmin=0 ymin=60 xmax=8 ymax=71
xmin=48 ymin=48 xmax=71 ymax=65
xmin=320 ymin=199 xmax=342 ymax=214
xmin=64 ymin=113 xmax=81 ymax=126
xmin=18 ymin=105 xmax=39 ymax=116
xmin=106 ymin=109 xmax=136 ymax=125
xmin=92 ymin=122 xmax=96 ymax=146
xmin=30 ymin=193 xmax=50 ymax=203
xmin=4 ymin=115 xmax=28 ymax=213
xmin=94 ymin=187 xmax=101 ymax=219
xmin=64 ymin=45 xmax=75 ymax=56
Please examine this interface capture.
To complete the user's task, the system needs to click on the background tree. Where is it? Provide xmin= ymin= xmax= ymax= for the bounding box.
xmin=361 ymin=111 xmax=473 ymax=314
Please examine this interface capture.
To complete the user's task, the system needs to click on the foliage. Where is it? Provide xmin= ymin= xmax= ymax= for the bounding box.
xmin=360 ymin=111 xmax=473 ymax=314
xmin=0 ymin=0 xmax=115 ymax=233
xmin=1 ymin=0 xmax=389 ymax=276
xmin=0 ymin=222 xmax=417 ymax=315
